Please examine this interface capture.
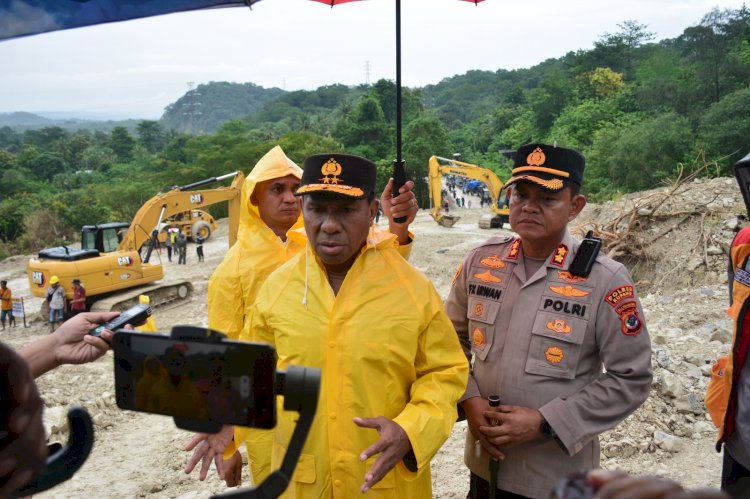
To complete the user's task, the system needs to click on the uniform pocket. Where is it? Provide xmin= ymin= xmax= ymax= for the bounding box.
xmin=365 ymin=456 xmax=395 ymax=490
xmin=524 ymin=311 xmax=588 ymax=379
xmin=274 ymin=440 xmax=316 ymax=484
xmin=467 ymin=297 xmax=500 ymax=361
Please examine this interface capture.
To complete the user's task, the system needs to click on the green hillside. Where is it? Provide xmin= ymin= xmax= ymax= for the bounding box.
xmin=2 ymin=6 xmax=750 ymax=259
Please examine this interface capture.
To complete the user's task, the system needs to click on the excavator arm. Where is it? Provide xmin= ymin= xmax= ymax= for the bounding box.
xmin=428 ymin=156 xmax=510 ymax=228
xmin=120 ymin=171 xmax=245 ymax=253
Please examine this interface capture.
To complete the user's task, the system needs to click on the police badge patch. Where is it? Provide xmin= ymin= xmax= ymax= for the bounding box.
xmin=616 ymin=301 xmax=642 ymax=336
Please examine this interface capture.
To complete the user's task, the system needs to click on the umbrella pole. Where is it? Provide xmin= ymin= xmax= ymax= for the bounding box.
xmin=392 ymin=0 xmax=408 ymax=221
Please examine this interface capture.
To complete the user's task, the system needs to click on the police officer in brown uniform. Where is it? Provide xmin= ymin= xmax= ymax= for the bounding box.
xmin=445 ymin=143 xmax=653 ymax=498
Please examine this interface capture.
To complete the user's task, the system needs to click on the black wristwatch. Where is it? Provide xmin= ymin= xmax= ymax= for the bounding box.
xmin=540 ymin=416 xmax=556 ymax=440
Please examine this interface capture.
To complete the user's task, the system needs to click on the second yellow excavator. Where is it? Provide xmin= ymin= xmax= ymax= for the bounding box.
xmin=428 ymin=155 xmax=510 ymax=229
xmin=27 ymin=171 xmax=244 ymax=311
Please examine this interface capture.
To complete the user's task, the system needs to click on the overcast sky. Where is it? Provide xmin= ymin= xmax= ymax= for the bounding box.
xmin=0 ymin=0 xmax=747 ymax=120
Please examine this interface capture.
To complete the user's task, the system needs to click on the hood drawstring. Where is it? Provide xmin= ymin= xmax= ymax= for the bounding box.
xmin=302 ymin=243 xmax=309 ymax=308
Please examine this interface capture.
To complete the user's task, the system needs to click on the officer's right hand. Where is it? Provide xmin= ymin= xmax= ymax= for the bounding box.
xmin=461 ymin=396 xmax=505 ymax=461
xmin=223 ymin=450 xmax=243 ymax=487
xmin=0 ymin=342 xmax=47 ymax=498
xmin=184 ymin=425 xmax=235 ymax=481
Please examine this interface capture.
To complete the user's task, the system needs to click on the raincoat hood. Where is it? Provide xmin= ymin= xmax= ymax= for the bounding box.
xmin=241 ymin=145 xmax=304 ymax=230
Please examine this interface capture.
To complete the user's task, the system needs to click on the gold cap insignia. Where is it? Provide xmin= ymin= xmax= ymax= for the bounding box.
xmin=527 ymin=147 xmax=546 ymax=166
xmin=319 ymin=158 xmax=343 ymax=184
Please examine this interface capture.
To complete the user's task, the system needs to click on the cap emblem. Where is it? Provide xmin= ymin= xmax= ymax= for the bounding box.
xmin=319 ymin=158 xmax=343 ymax=184
xmin=527 ymin=147 xmax=546 ymax=166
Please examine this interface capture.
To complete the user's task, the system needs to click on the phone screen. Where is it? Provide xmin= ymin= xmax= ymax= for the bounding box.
xmin=113 ymin=331 xmax=276 ymax=428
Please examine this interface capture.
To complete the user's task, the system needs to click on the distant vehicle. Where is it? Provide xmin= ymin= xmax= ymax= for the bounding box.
xmin=428 ymin=156 xmax=510 ymax=229
xmin=156 ymin=209 xmax=217 ymax=243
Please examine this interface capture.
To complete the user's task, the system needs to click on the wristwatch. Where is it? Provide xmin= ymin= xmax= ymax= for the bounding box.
xmin=540 ymin=416 xmax=556 ymax=440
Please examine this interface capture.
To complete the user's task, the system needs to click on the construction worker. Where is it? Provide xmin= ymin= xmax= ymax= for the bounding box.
xmin=446 ymin=143 xmax=652 ymax=498
xmin=45 ymin=276 xmax=66 ymax=333
xmin=190 ymin=153 xmax=466 ymax=498
xmin=195 ymin=146 xmax=418 ymax=487
xmin=1 ymin=280 xmax=13 ymax=330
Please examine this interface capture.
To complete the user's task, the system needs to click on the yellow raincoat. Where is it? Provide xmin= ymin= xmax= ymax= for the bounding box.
xmin=208 ymin=145 xmax=304 ymax=484
xmin=240 ymin=228 xmax=468 ymax=499
xmin=210 ymin=146 xmax=414 ymax=485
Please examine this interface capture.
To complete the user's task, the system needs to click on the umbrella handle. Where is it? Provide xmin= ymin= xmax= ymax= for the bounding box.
xmin=392 ymin=159 xmax=408 ymax=223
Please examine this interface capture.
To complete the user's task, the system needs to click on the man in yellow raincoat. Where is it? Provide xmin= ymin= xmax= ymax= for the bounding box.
xmin=194 ymin=146 xmax=419 ymax=486
xmin=232 ymin=153 xmax=468 ymax=498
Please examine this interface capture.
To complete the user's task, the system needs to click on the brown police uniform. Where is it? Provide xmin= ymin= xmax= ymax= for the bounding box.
xmin=445 ymin=231 xmax=653 ymax=498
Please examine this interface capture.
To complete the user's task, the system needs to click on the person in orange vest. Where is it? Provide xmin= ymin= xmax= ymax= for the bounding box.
xmin=0 ymin=280 xmax=13 ymax=330
xmin=707 ymin=225 xmax=750 ymax=498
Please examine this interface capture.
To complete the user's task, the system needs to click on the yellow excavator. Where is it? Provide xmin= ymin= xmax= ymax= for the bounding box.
xmin=428 ymin=155 xmax=510 ymax=229
xmin=27 ymin=171 xmax=244 ymax=311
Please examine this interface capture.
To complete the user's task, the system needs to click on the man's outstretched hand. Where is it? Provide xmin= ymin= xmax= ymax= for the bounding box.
xmin=354 ymin=416 xmax=412 ymax=493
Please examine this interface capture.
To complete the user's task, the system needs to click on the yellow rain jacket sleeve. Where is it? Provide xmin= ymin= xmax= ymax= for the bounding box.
xmin=208 ymin=145 xmax=304 ymax=485
xmin=241 ymin=228 xmax=468 ymax=499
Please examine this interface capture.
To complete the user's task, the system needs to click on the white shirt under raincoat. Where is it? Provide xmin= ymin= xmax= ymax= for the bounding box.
xmin=239 ymin=228 xmax=469 ymax=498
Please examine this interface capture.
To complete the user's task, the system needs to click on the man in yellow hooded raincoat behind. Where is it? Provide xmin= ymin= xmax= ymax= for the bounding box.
xmin=196 ymin=146 xmax=420 ymax=487
xmin=233 ymin=153 xmax=468 ymax=498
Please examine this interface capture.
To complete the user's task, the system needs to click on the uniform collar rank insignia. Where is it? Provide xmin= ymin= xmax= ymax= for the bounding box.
xmin=506 ymin=238 xmax=521 ymax=260
xmin=319 ymin=158 xmax=343 ymax=184
xmin=550 ymin=243 xmax=569 ymax=267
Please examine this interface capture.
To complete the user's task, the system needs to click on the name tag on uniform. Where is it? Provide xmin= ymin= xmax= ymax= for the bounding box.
xmin=736 ymin=268 xmax=750 ymax=287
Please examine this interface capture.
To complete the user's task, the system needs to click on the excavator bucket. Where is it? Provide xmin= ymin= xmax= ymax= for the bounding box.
xmin=439 ymin=216 xmax=460 ymax=228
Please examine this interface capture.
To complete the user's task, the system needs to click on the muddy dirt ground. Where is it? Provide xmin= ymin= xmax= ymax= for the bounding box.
xmin=0 ymin=177 xmax=741 ymax=497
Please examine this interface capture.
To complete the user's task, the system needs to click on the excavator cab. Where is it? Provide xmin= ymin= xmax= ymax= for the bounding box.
xmin=81 ymin=223 xmax=130 ymax=253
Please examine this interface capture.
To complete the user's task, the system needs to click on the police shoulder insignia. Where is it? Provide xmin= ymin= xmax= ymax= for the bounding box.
xmin=557 ymin=271 xmax=587 ymax=283
xmin=506 ymin=238 xmax=521 ymax=260
xmin=452 ymin=262 xmax=463 ymax=287
xmin=550 ymin=243 xmax=569 ymax=267
xmin=546 ymin=319 xmax=571 ymax=334
xmin=473 ymin=270 xmax=503 ymax=284
xmin=545 ymin=346 xmax=564 ymax=364
xmin=549 ymin=285 xmax=589 ymax=297
xmin=615 ymin=301 xmax=642 ymax=336
xmin=480 ymin=255 xmax=506 ymax=269
xmin=605 ymin=285 xmax=635 ymax=307
xmin=473 ymin=327 xmax=486 ymax=348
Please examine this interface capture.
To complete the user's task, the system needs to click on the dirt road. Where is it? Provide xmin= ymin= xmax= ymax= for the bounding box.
xmin=1 ymin=180 xmax=735 ymax=497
